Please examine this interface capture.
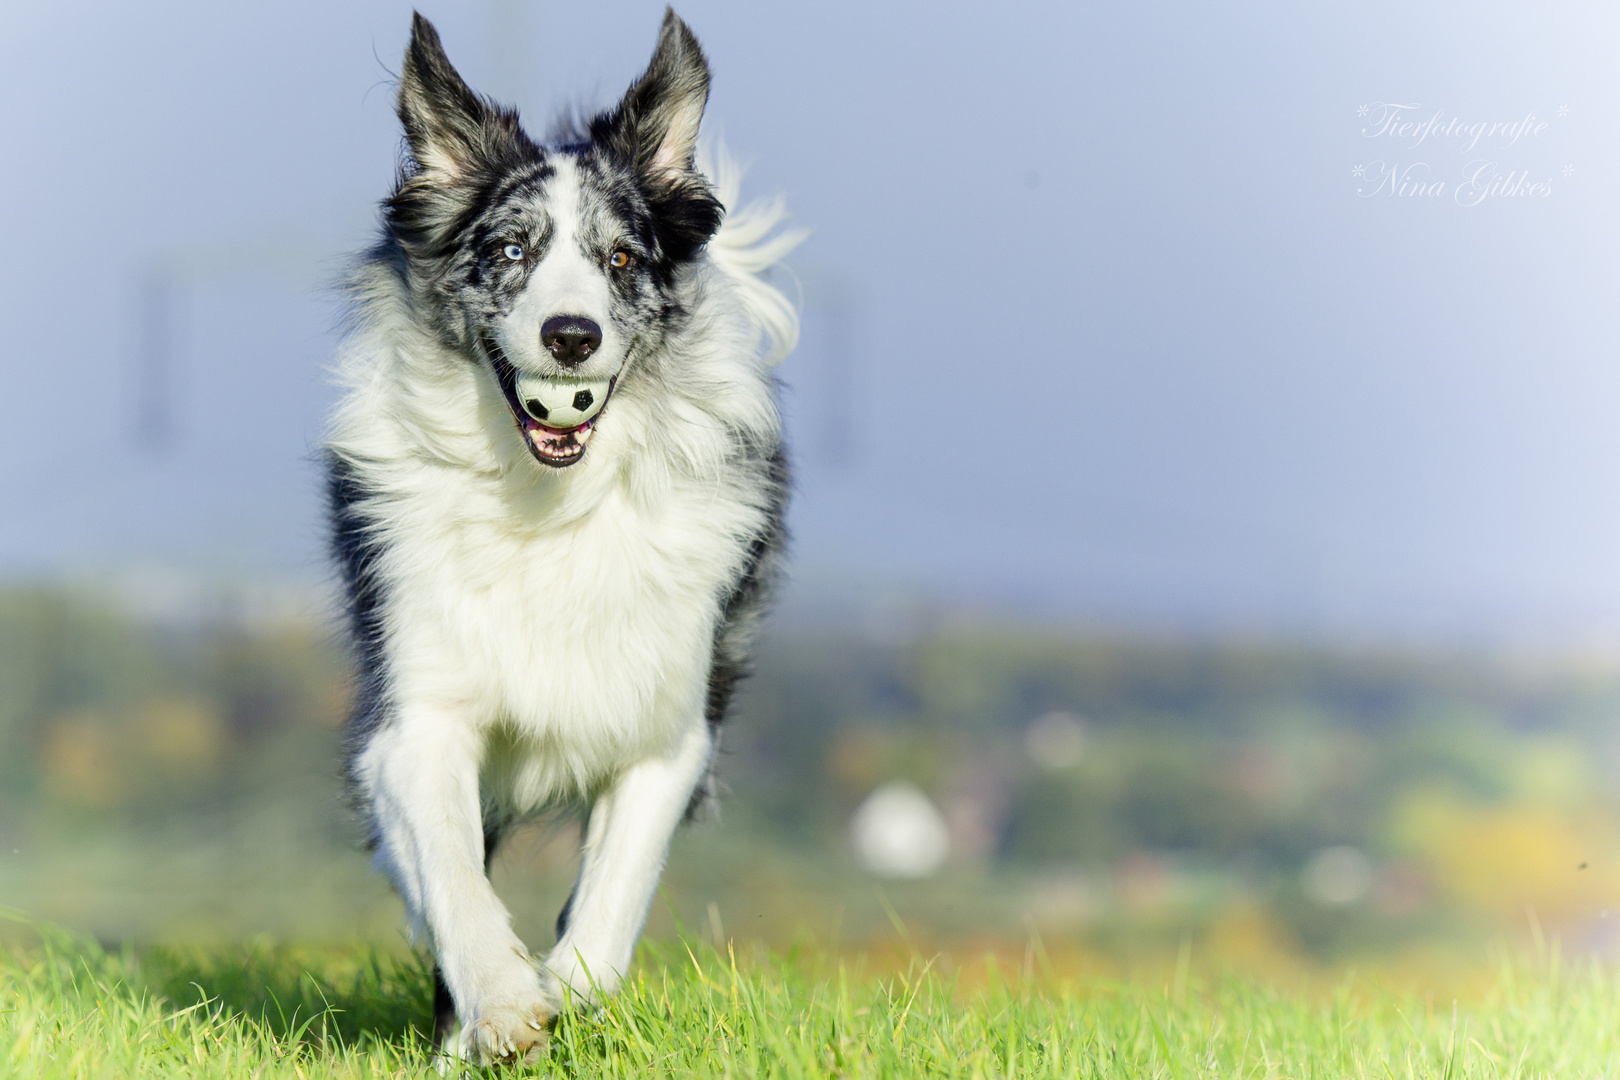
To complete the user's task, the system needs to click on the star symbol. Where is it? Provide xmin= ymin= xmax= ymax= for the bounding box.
xmin=1352 ymin=164 xmax=1365 ymax=178
xmin=1557 ymin=104 xmax=1569 ymax=117
xmin=1356 ymin=104 xmax=1369 ymax=117
xmin=1563 ymin=164 xmax=1575 ymax=177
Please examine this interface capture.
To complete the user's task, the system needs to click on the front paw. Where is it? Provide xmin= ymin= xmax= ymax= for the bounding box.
xmin=460 ymin=993 xmax=554 ymax=1065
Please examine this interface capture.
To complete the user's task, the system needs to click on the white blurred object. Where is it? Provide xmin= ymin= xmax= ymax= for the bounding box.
xmin=850 ymin=781 xmax=950 ymax=879
xmin=1025 ymin=711 xmax=1087 ymax=769
xmin=1301 ymin=845 xmax=1372 ymax=906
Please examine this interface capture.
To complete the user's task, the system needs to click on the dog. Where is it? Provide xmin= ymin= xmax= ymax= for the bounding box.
xmin=325 ymin=9 xmax=799 ymax=1063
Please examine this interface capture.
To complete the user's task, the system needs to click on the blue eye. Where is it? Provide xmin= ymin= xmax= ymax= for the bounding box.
xmin=502 ymin=243 xmax=525 ymax=261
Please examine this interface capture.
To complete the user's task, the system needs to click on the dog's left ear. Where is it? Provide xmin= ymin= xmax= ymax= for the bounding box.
xmin=611 ymin=9 xmax=710 ymax=181
xmin=594 ymin=9 xmax=723 ymax=260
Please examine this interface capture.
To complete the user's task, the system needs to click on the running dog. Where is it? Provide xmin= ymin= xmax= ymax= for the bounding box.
xmin=325 ymin=9 xmax=798 ymax=1062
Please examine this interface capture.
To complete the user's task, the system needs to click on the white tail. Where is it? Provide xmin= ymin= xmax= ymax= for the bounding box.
xmin=700 ymin=141 xmax=810 ymax=367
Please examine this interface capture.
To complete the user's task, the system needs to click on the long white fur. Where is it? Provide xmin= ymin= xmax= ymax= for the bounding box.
xmin=699 ymin=142 xmax=809 ymax=367
xmin=327 ymin=147 xmax=802 ymax=1058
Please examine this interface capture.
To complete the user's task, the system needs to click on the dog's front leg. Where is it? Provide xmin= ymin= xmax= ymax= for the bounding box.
xmin=358 ymin=710 xmax=550 ymax=1063
xmin=544 ymin=718 xmax=715 ymax=1004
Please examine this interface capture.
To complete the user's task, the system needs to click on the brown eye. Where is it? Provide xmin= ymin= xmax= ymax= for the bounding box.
xmin=608 ymin=250 xmax=631 ymax=269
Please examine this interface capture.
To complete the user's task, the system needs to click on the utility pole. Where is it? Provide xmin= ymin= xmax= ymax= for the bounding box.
xmin=128 ymin=240 xmax=330 ymax=454
xmin=797 ymin=269 xmax=861 ymax=470
xmin=134 ymin=267 xmax=175 ymax=452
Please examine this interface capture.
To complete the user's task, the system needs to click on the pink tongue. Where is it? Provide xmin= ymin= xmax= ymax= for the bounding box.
xmin=530 ymin=423 xmax=593 ymax=452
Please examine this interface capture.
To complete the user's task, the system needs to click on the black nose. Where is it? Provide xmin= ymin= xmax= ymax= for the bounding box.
xmin=540 ymin=316 xmax=602 ymax=368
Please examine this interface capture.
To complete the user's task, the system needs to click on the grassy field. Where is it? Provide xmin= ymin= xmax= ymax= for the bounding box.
xmin=4 ymin=920 xmax=1619 ymax=1078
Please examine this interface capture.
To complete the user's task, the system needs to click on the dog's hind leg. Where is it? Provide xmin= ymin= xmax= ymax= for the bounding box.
xmin=430 ymin=968 xmax=456 ymax=1051
xmin=542 ymin=717 xmax=714 ymax=1004
xmin=554 ymin=881 xmax=576 ymax=940
xmin=358 ymin=710 xmax=549 ymax=1064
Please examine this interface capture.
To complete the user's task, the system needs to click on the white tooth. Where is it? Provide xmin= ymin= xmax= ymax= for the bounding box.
xmin=574 ymin=425 xmax=594 ymax=446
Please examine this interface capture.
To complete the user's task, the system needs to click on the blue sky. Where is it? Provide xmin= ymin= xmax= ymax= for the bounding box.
xmin=3 ymin=1 xmax=1619 ymax=642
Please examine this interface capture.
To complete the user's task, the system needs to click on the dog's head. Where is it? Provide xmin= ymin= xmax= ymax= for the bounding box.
xmin=385 ymin=9 xmax=722 ymax=468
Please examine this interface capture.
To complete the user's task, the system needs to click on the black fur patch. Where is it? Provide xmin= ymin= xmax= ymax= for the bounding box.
xmin=327 ymin=452 xmax=389 ymax=842
xmin=705 ymin=445 xmax=791 ymax=726
xmin=687 ymin=445 xmax=790 ymax=822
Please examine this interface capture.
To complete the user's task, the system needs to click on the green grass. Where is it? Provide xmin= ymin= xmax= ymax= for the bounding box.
xmin=4 ymin=921 xmax=1620 ymax=1078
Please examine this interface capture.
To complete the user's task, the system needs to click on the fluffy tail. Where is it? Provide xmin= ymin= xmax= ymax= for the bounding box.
xmin=700 ymin=141 xmax=809 ymax=367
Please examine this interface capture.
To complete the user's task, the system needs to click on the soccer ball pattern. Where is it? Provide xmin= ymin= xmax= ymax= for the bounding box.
xmin=515 ymin=373 xmax=613 ymax=429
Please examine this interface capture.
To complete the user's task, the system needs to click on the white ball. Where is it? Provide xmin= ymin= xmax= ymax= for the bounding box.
xmin=1301 ymin=846 xmax=1372 ymax=907
xmin=850 ymin=781 xmax=950 ymax=879
xmin=514 ymin=373 xmax=612 ymax=429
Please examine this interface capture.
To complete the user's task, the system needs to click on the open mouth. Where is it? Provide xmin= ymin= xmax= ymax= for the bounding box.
xmin=481 ymin=335 xmax=617 ymax=469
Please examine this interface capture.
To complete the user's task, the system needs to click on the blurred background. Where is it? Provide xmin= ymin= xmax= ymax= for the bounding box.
xmin=4 ymin=0 xmax=1620 ymax=984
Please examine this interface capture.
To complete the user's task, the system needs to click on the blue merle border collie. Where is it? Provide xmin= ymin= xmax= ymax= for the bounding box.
xmin=325 ymin=9 xmax=799 ymax=1063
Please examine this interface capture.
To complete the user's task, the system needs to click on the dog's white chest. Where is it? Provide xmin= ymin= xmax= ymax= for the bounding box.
xmin=383 ymin=472 xmax=749 ymax=794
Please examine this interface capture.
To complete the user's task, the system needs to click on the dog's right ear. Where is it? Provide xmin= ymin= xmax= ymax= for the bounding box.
xmin=398 ymin=12 xmax=515 ymax=180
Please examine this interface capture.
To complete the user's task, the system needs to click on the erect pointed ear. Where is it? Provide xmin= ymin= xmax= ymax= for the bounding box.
xmin=608 ymin=8 xmax=711 ymax=181
xmin=397 ymin=12 xmax=517 ymax=178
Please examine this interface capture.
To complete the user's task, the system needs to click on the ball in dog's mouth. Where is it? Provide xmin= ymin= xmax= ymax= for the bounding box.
xmin=483 ymin=336 xmax=617 ymax=469
xmin=513 ymin=372 xmax=614 ymax=466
